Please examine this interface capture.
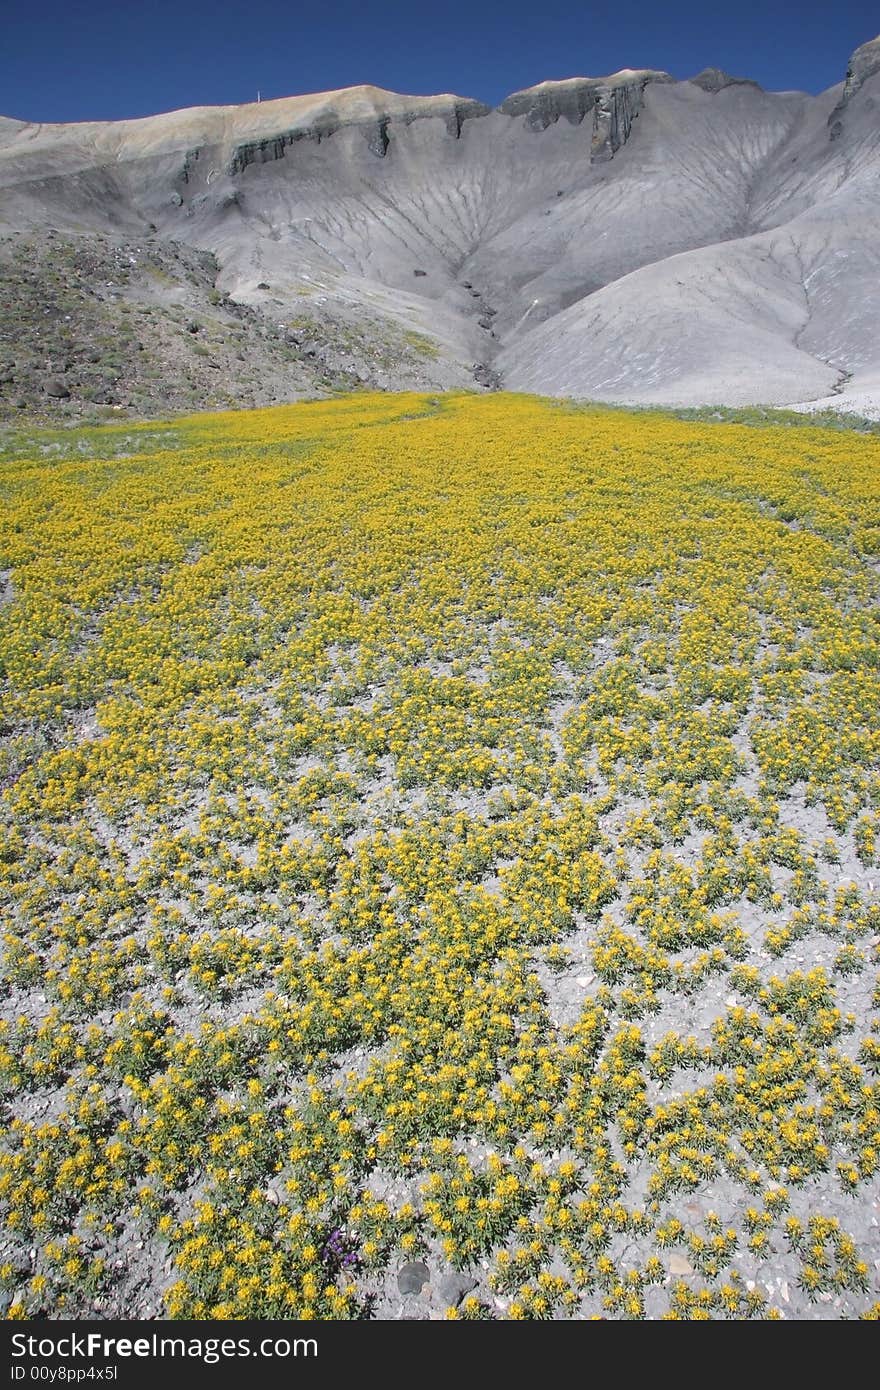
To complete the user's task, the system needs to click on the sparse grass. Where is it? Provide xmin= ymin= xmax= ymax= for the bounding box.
xmin=558 ymin=397 xmax=880 ymax=436
xmin=404 ymin=329 xmax=441 ymax=360
xmin=0 ymin=420 xmax=184 ymax=462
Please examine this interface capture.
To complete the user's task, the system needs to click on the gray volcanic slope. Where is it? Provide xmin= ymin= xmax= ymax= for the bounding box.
xmin=1 ymin=34 xmax=879 ymax=412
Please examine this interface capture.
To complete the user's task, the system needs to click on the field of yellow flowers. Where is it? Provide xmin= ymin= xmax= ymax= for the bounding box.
xmin=0 ymin=391 xmax=878 ymax=1320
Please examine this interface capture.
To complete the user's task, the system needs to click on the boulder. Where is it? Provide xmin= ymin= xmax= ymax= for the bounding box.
xmin=397 ymin=1261 xmax=430 ymax=1295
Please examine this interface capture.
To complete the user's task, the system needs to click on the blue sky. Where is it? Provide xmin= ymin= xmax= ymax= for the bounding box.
xmin=2 ymin=0 xmax=878 ymax=122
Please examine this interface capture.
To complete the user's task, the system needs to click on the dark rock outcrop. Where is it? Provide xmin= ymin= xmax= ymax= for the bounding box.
xmin=828 ymin=35 xmax=880 ymax=135
xmin=499 ymin=71 xmax=674 ymax=161
xmin=229 ymin=128 xmax=317 ymax=175
xmin=689 ymin=68 xmax=763 ymax=93
xmin=365 ymin=118 xmax=390 ymax=158
xmin=590 ymin=79 xmax=648 ymax=161
xmin=591 ymin=73 xmax=676 ymax=161
xmin=442 ymin=98 xmax=492 ymax=138
xmin=841 ymin=35 xmax=880 ymax=102
xmin=499 ymin=81 xmax=599 ymax=131
xmin=473 ymin=362 xmax=501 ymax=389
xmin=179 ymin=149 xmax=201 ymax=184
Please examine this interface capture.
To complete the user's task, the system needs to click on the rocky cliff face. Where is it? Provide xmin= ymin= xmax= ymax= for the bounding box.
xmin=227 ymin=96 xmax=493 ymax=172
xmin=828 ymin=34 xmax=880 ymax=135
xmin=498 ymin=80 xmax=602 ymax=131
xmin=224 ymin=72 xmax=678 ymax=173
xmin=841 ymin=34 xmax=880 ymax=101
xmin=498 ymin=70 xmax=674 ymax=159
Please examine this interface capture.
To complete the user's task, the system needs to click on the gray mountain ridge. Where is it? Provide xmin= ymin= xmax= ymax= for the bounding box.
xmin=2 ymin=33 xmax=879 ymax=418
